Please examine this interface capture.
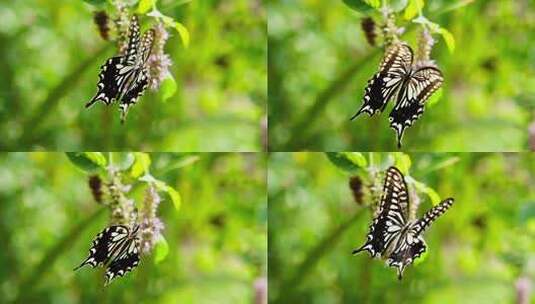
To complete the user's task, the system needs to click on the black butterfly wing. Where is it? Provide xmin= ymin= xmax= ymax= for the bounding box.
xmin=386 ymin=198 xmax=454 ymax=279
xmin=412 ymin=198 xmax=454 ymax=236
xmin=74 ymin=225 xmax=129 ymax=270
xmin=124 ymin=15 xmax=141 ymax=65
xmin=86 ymin=56 xmax=125 ymax=108
xmin=118 ymin=29 xmax=154 ymax=121
xmin=119 ymin=68 xmax=149 ymax=122
xmin=353 ymin=166 xmax=410 ymax=257
xmin=86 ymin=15 xmax=141 ymax=109
xmin=104 ymin=237 xmax=140 ymax=285
xmin=389 ymin=66 xmax=443 ymax=148
xmin=351 ymin=43 xmax=413 ymax=119
xmin=386 ymin=235 xmax=426 ymax=280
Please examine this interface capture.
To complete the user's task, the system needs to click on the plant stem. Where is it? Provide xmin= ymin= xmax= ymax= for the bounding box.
xmin=282 ymin=50 xmax=380 ymax=150
xmin=14 ymin=208 xmax=105 ymax=303
xmin=19 ymin=45 xmax=112 ymax=147
xmin=273 ymin=209 xmax=364 ymax=304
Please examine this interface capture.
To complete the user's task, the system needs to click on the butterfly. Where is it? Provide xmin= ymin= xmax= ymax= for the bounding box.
xmin=352 ymin=166 xmax=454 ymax=279
xmin=85 ymin=15 xmax=154 ymax=122
xmin=351 ymin=42 xmax=443 ymax=148
xmin=75 ymin=225 xmax=140 ymax=285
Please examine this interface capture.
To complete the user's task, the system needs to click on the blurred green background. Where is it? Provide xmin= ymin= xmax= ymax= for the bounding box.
xmin=0 ymin=152 xmax=266 ymax=303
xmin=268 ymin=152 xmax=535 ymax=303
xmin=0 ymin=0 xmax=266 ymax=151
xmin=268 ymin=0 xmax=535 ymax=151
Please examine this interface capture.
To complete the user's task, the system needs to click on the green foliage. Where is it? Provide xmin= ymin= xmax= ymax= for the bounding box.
xmin=0 ymin=153 xmax=266 ymax=303
xmin=153 ymin=235 xmax=169 ymax=264
xmin=404 ymin=0 xmax=424 ymax=20
xmin=326 ymin=152 xmax=367 ymax=173
xmin=0 ymin=1 xmax=265 ymax=151
xmin=269 ymin=152 xmax=535 ymax=303
xmin=269 ymin=0 xmax=534 ymax=151
xmin=66 ymin=152 xmax=107 ymax=173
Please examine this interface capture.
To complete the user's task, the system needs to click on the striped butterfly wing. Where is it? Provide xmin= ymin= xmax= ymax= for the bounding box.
xmin=119 ymin=29 xmax=155 ymax=121
xmin=86 ymin=15 xmax=141 ymax=108
xmin=353 ymin=167 xmax=410 ymax=257
xmin=386 ymin=198 xmax=454 ymax=279
xmin=351 ymin=43 xmax=413 ymax=119
xmin=74 ymin=225 xmax=129 ymax=270
xmin=412 ymin=198 xmax=454 ymax=236
xmin=389 ymin=65 xmax=443 ymax=148
xmin=105 ymin=230 xmax=141 ymax=285
xmin=387 ymin=236 xmax=426 ymax=280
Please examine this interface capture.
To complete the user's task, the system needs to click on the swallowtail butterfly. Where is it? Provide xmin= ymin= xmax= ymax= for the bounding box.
xmin=351 ymin=42 xmax=443 ymax=148
xmin=86 ymin=15 xmax=154 ymax=122
xmin=75 ymin=225 xmax=140 ymax=285
xmin=352 ymin=166 xmax=454 ymax=279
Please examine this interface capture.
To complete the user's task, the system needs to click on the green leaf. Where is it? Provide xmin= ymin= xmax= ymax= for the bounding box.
xmin=404 ymin=0 xmax=424 ymax=20
xmin=393 ymin=153 xmax=411 ymax=174
xmin=173 ymin=21 xmax=190 ymax=48
xmin=137 ymin=0 xmax=156 ymax=13
xmin=363 ymin=0 xmax=381 ymax=8
xmin=153 ymin=180 xmax=181 ymax=211
xmin=170 ymin=154 xmax=200 ymax=169
xmin=130 ymin=152 xmax=151 ymax=178
xmin=82 ymin=0 xmax=107 ymax=6
xmin=66 ymin=152 xmax=107 ymax=173
xmin=159 ymin=74 xmax=177 ymax=102
xmin=325 ymin=152 xmax=366 ymax=174
xmin=153 ymin=235 xmax=169 ymax=264
xmin=426 ymin=87 xmax=443 ymax=108
xmin=390 ymin=0 xmax=409 ymax=11
xmin=342 ymin=0 xmax=376 ymax=14
xmin=165 ymin=186 xmax=181 ymax=211
xmin=113 ymin=153 xmax=135 ymax=171
xmin=439 ymin=27 xmax=455 ymax=53
xmin=412 ymin=180 xmax=441 ymax=205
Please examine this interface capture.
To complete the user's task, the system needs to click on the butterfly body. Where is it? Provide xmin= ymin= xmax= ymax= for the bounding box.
xmin=352 ymin=167 xmax=454 ymax=279
xmin=86 ymin=15 xmax=154 ymax=122
xmin=352 ymin=43 xmax=443 ymax=147
xmin=75 ymin=225 xmax=141 ymax=285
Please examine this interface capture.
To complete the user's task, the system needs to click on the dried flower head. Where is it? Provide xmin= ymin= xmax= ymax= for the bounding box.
xmin=94 ymin=10 xmax=110 ymax=41
xmin=416 ymin=28 xmax=435 ymax=62
xmin=349 ymin=176 xmax=364 ymax=205
xmin=361 ymin=17 xmax=376 ymax=47
xmin=113 ymin=2 xmax=130 ymax=55
xmin=88 ymin=175 xmax=103 ymax=204
xmin=139 ymin=185 xmax=165 ymax=254
xmin=147 ymin=22 xmax=172 ymax=90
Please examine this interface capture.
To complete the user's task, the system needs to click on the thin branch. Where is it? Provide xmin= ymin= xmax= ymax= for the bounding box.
xmin=19 ymin=45 xmax=112 ymax=146
xmin=273 ymin=208 xmax=365 ymax=304
xmin=14 ymin=208 xmax=105 ymax=303
xmin=282 ymin=50 xmax=380 ymax=150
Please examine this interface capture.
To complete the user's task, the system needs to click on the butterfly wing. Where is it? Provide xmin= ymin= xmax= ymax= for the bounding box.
xmin=118 ymin=29 xmax=154 ymax=121
xmin=351 ymin=43 xmax=413 ymax=119
xmin=86 ymin=56 xmax=124 ymax=108
xmin=119 ymin=69 xmax=149 ymax=122
xmin=412 ymin=198 xmax=454 ymax=236
xmin=386 ymin=198 xmax=454 ymax=279
xmin=74 ymin=225 xmax=129 ymax=270
xmin=124 ymin=15 xmax=141 ymax=65
xmin=104 ymin=236 xmax=140 ymax=285
xmin=352 ymin=166 xmax=410 ymax=257
xmin=86 ymin=15 xmax=142 ymax=109
xmin=389 ymin=66 xmax=443 ymax=148
xmin=386 ymin=235 xmax=426 ymax=280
